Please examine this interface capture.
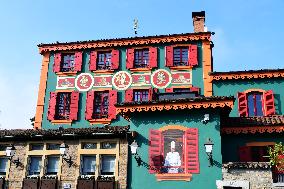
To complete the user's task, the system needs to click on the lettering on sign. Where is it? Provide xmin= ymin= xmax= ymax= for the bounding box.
xmin=75 ymin=73 xmax=94 ymax=91
xmin=112 ymin=71 xmax=132 ymax=90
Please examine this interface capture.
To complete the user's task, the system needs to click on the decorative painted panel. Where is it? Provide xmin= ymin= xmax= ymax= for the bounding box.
xmin=57 ymin=77 xmax=75 ymax=89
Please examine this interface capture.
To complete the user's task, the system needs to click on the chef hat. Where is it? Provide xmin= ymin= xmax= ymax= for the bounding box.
xmin=170 ymin=141 xmax=175 ymax=149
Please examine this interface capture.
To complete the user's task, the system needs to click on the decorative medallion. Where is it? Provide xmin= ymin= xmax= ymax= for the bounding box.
xmin=132 ymin=73 xmax=151 ymax=87
xmin=172 ymin=71 xmax=192 ymax=85
xmin=94 ymin=75 xmax=112 ymax=88
xmin=56 ymin=77 xmax=75 ymax=89
xmin=75 ymin=73 xmax=94 ymax=91
xmin=112 ymin=71 xmax=132 ymax=90
xmin=151 ymin=69 xmax=172 ymax=89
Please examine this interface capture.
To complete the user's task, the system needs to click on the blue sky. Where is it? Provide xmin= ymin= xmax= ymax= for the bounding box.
xmin=0 ymin=0 xmax=283 ymax=129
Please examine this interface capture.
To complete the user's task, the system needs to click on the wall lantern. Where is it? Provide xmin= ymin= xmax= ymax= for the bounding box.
xmin=204 ymin=138 xmax=214 ymax=167
xmin=129 ymin=140 xmax=142 ymax=167
xmin=5 ymin=145 xmax=21 ymax=167
xmin=60 ymin=143 xmax=73 ymax=167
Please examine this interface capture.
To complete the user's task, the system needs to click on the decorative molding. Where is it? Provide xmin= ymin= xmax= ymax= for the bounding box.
xmin=221 ymin=125 xmax=284 ymax=134
xmin=51 ymin=120 xmax=72 ymax=125
xmin=88 ymin=119 xmax=112 ymax=125
xmin=156 ymin=173 xmax=192 ymax=182
xmin=211 ymin=71 xmax=284 ymax=81
xmin=158 ymin=125 xmax=188 ymax=132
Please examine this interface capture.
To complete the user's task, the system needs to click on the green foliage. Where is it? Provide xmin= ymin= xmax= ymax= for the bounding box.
xmin=268 ymin=142 xmax=284 ymax=166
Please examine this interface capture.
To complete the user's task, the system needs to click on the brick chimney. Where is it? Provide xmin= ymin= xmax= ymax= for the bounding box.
xmin=192 ymin=11 xmax=206 ymax=33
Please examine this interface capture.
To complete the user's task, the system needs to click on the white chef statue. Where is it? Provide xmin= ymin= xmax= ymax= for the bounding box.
xmin=164 ymin=141 xmax=181 ymax=173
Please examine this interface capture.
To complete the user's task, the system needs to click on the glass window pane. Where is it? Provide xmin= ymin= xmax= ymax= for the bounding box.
xmin=82 ymin=143 xmax=97 ymax=149
xmin=47 ymin=144 xmax=60 ymax=150
xmin=248 ymin=94 xmax=255 ymax=116
xmin=101 ymin=155 xmax=115 ymax=175
xmin=29 ymin=156 xmax=42 ymax=175
xmin=101 ymin=142 xmax=116 ymax=149
xmin=30 ymin=144 xmax=44 ymax=150
xmin=255 ymin=94 xmax=264 ymax=116
xmin=0 ymin=158 xmax=8 ymax=175
xmin=0 ymin=145 xmax=8 ymax=151
xmin=46 ymin=156 xmax=59 ymax=175
xmin=81 ymin=155 xmax=96 ymax=175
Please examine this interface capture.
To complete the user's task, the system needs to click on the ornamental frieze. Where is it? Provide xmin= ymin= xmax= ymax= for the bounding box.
xmin=56 ymin=69 xmax=192 ymax=91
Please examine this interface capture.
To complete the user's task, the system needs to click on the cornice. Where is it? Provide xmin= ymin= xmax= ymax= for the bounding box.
xmin=221 ymin=125 xmax=284 ymax=135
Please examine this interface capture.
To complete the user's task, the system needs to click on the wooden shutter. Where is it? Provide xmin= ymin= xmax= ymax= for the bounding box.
xmin=70 ymin=91 xmax=79 ymax=120
xmin=238 ymin=92 xmax=248 ymax=117
xmin=264 ymin=90 xmax=275 ymax=116
xmin=89 ymin=51 xmax=97 ymax=71
xmin=85 ymin=91 xmax=95 ymax=120
xmin=77 ymin=179 xmax=95 ymax=189
xmin=40 ymin=179 xmax=57 ymax=189
xmin=126 ymin=49 xmax=134 ymax=69
xmin=108 ymin=90 xmax=117 ymax=120
xmin=188 ymin=44 xmax=198 ymax=67
xmin=165 ymin=88 xmax=173 ymax=93
xmin=0 ymin=178 xmax=4 ymax=189
xmin=149 ymin=129 xmax=163 ymax=174
xmin=111 ymin=50 xmax=120 ymax=70
xmin=148 ymin=88 xmax=153 ymax=101
xmin=74 ymin=51 xmax=83 ymax=72
xmin=239 ymin=146 xmax=252 ymax=162
xmin=47 ymin=92 xmax=57 ymax=121
xmin=165 ymin=46 xmax=173 ymax=67
xmin=125 ymin=89 xmax=133 ymax=102
xmin=149 ymin=47 xmax=158 ymax=68
xmin=23 ymin=178 xmax=39 ymax=189
xmin=185 ymin=128 xmax=199 ymax=173
xmin=53 ymin=53 xmax=61 ymax=73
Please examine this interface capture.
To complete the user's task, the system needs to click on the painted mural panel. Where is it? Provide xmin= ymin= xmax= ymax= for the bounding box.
xmin=93 ymin=75 xmax=112 ymax=88
xmin=56 ymin=77 xmax=75 ymax=89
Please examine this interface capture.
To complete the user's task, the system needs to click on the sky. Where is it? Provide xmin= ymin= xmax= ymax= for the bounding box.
xmin=0 ymin=0 xmax=283 ymax=129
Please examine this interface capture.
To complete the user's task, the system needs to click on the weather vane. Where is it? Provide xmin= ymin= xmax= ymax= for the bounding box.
xmin=133 ymin=19 xmax=139 ymax=36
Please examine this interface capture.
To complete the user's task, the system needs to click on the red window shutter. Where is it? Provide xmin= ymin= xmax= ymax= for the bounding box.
xmin=238 ymin=92 xmax=248 ymax=117
xmin=149 ymin=47 xmax=158 ymax=68
xmin=111 ymin=50 xmax=120 ymax=70
xmin=148 ymin=88 xmax=153 ymax=101
xmin=74 ymin=51 xmax=83 ymax=72
xmin=47 ymin=92 xmax=57 ymax=120
xmin=165 ymin=46 xmax=173 ymax=67
xmin=125 ymin=89 xmax=133 ymax=102
xmin=188 ymin=44 xmax=198 ymax=67
xmin=149 ymin=129 xmax=163 ymax=174
xmin=165 ymin=88 xmax=173 ymax=93
xmin=264 ymin=90 xmax=275 ymax=116
xmin=53 ymin=53 xmax=61 ymax=73
xmin=239 ymin=146 xmax=252 ymax=162
xmin=89 ymin=51 xmax=97 ymax=71
xmin=70 ymin=91 xmax=79 ymax=120
xmin=126 ymin=49 xmax=134 ymax=69
xmin=190 ymin=87 xmax=200 ymax=94
xmin=108 ymin=90 xmax=118 ymax=120
xmin=185 ymin=128 xmax=199 ymax=173
xmin=85 ymin=91 xmax=95 ymax=120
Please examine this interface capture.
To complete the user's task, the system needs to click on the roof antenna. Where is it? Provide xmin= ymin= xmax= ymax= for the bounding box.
xmin=133 ymin=18 xmax=139 ymax=36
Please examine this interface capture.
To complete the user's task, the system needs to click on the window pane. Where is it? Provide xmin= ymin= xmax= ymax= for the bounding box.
xmin=134 ymin=90 xmax=149 ymax=102
xmin=47 ymin=144 xmax=60 ymax=150
xmin=0 ymin=158 xmax=8 ymax=175
xmin=255 ymin=94 xmax=263 ymax=116
xmin=248 ymin=93 xmax=263 ymax=116
xmin=30 ymin=144 xmax=44 ymax=150
xmin=81 ymin=155 xmax=96 ymax=175
xmin=101 ymin=155 xmax=115 ymax=175
xmin=61 ymin=54 xmax=75 ymax=72
xmin=46 ymin=156 xmax=59 ymax=175
xmin=93 ymin=92 xmax=109 ymax=119
xmin=248 ymin=94 xmax=255 ymax=116
xmin=29 ymin=156 xmax=42 ymax=175
xmin=56 ymin=92 xmax=71 ymax=120
xmin=97 ymin=52 xmax=112 ymax=70
xmin=101 ymin=142 xmax=116 ymax=149
xmin=173 ymin=47 xmax=188 ymax=66
xmin=82 ymin=143 xmax=97 ymax=149
xmin=134 ymin=49 xmax=149 ymax=68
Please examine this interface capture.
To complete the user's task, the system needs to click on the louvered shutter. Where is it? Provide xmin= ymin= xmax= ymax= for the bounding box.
xmin=238 ymin=92 xmax=248 ymax=117
xmin=70 ymin=91 xmax=79 ymax=120
xmin=125 ymin=89 xmax=133 ymax=102
xmin=126 ymin=49 xmax=134 ymax=69
xmin=149 ymin=47 xmax=158 ymax=68
xmin=165 ymin=88 xmax=173 ymax=93
xmin=264 ymin=90 xmax=275 ymax=116
xmin=74 ymin=51 xmax=83 ymax=72
xmin=53 ymin=53 xmax=61 ymax=73
xmin=188 ymin=45 xmax=198 ymax=67
xmin=47 ymin=92 xmax=57 ymax=121
xmin=111 ymin=50 xmax=119 ymax=70
xmin=85 ymin=91 xmax=94 ymax=120
xmin=165 ymin=46 xmax=173 ymax=67
xmin=149 ymin=129 xmax=163 ymax=174
xmin=89 ymin=51 xmax=97 ymax=71
xmin=108 ymin=90 xmax=117 ymax=120
xmin=185 ymin=128 xmax=199 ymax=173
xmin=239 ymin=146 xmax=252 ymax=162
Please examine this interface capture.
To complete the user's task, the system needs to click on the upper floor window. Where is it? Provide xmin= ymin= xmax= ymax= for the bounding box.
xmin=0 ymin=158 xmax=8 ymax=176
xmin=126 ymin=47 xmax=157 ymax=70
xmin=97 ymin=51 xmax=112 ymax=70
xmin=30 ymin=144 xmax=44 ymax=151
xmin=61 ymin=54 xmax=75 ymax=72
xmin=134 ymin=49 xmax=149 ymax=68
xmin=28 ymin=156 xmax=42 ymax=176
xmin=53 ymin=52 xmax=82 ymax=73
xmin=101 ymin=155 xmax=116 ymax=175
xmin=56 ymin=92 xmax=71 ymax=120
xmin=94 ymin=91 xmax=109 ymax=119
xmin=46 ymin=156 xmax=60 ymax=175
xmin=247 ymin=92 xmax=263 ymax=116
xmin=134 ymin=89 xmax=149 ymax=102
xmin=173 ymin=47 xmax=189 ymax=67
xmin=89 ymin=50 xmax=119 ymax=71
xmin=125 ymin=88 xmax=155 ymax=103
xmin=81 ymin=155 xmax=96 ymax=175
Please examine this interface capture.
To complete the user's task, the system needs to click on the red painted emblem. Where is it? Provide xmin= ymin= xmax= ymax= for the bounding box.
xmin=112 ymin=71 xmax=132 ymax=90
xmin=151 ymin=69 xmax=172 ymax=89
xmin=75 ymin=73 xmax=94 ymax=91
xmin=57 ymin=77 xmax=75 ymax=89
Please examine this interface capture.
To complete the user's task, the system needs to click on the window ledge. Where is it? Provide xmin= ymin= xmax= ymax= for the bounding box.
xmin=88 ymin=119 xmax=111 ymax=125
xmin=155 ymin=173 xmax=192 ymax=181
xmin=130 ymin=68 xmax=151 ymax=72
xmin=51 ymin=120 xmax=72 ymax=125
xmin=170 ymin=66 xmax=192 ymax=70
xmin=92 ymin=70 xmax=114 ymax=74
xmin=56 ymin=71 xmax=77 ymax=76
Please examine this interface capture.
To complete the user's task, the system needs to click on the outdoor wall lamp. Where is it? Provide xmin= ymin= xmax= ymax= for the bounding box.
xmin=130 ymin=140 xmax=142 ymax=167
xmin=5 ymin=145 xmax=21 ymax=167
xmin=204 ymin=138 xmax=214 ymax=167
xmin=60 ymin=143 xmax=73 ymax=167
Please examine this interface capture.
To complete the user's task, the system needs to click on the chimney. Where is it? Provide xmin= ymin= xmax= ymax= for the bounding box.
xmin=192 ymin=11 xmax=206 ymax=33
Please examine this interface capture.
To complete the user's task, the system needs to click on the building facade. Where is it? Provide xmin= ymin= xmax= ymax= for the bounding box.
xmin=0 ymin=11 xmax=283 ymax=189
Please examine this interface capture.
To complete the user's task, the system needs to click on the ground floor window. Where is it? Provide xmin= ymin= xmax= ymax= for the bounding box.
xmin=0 ymin=157 xmax=8 ymax=176
xmin=81 ymin=155 xmax=96 ymax=175
xmin=46 ymin=156 xmax=60 ymax=175
xmin=101 ymin=155 xmax=116 ymax=175
xmin=28 ymin=156 xmax=42 ymax=176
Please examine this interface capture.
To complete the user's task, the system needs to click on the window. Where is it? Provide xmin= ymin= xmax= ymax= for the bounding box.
xmin=0 ymin=158 xmax=8 ymax=176
xmin=82 ymin=143 xmax=97 ymax=149
xmin=134 ymin=49 xmax=149 ymax=68
xmin=173 ymin=88 xmax=191 ymax=93
xmin=28 ymin=156 xmax=42 ymax=176
xmin=97 ymin=51 xmax=112 ymax=70
xmin=55 ymin=92 xmax=71 ymax=120
xmin=81 ymin=155 xmax=96 ymax=175
xmin=101 ymin=142 xmax=116 ymax=149
xmin=93 ymin=91 xmax=109 ymax=119
xmin=173 ymin=47 xmax=189 ymax=66
xmin=0 ymin=145 xmax=8 ymax=151
xmin=247 ymin=92 xmax=263 ymax=116
xmin=30 ymin=144 xmax=44 ymax=151
xmin=239 ymin=144 xmax=273 ymax=162
xmin=134 ymin=89 xmax=149 ymax=102
xmin=101 ymin=155 xmax=115 ymax=175
xmin=61 ymin=53 xmax=75 ymax=72
xmin=47 ymin=144 xmax=60 ymax=150
xmin=46 ymin=156 xmax=60 ymax=175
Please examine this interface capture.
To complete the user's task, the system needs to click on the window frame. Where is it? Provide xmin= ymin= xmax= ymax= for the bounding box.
xmin=134 ymin=48 xmax=149 ymax=68
xmin=60 ymin=53 xmax=76 ymax=72
xmin=133 ymin=89 xmax=149 ymax=102
xmin=247 ymin=92 xmax=264 ymax=117
xmin=0 ymin=157 xmax=8 ymax=177
xmin=173 ymin=46 xmax=189 ymax=67
xmin=96 ymin=51 xmax=112 ymax=70
xmin=93 ymin=91 xmax=109 ymax=119
xmin=55 ymin=92 xmax=71 ymax=120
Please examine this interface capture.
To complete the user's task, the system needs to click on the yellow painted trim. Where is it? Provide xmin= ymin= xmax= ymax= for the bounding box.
xmin=243 ymin=89 xmax=266 ymax=94
xmin=93 ymin=70 xmax=115 ymax=74
xmin=56 ymin=71 xmax=77 ymax=76
xmin=158 ymin=125 xmax=188 ymax=132
xmin=246 ymin=142 xmax=275 ymax=147
xmin=170 ymin=66 xmax=193 ymax=70
xmin=130 ymin=86 xmax=152 ymax=90
xmin=51 ymin=120 xmax=72 ymax=125
xmin=130 ymin=68 xmax=151 ymax=73
xmin=88 ymin=119 xmax=111 ymax=125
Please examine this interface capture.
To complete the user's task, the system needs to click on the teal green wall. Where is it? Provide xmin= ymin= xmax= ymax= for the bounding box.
xmin=128 ymin=109 xmax=222 ymax=189
xmin=213 ymin=79 xmax=284 ymax=117
xmin=42 ymin=42 xmax=204 ymax=129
